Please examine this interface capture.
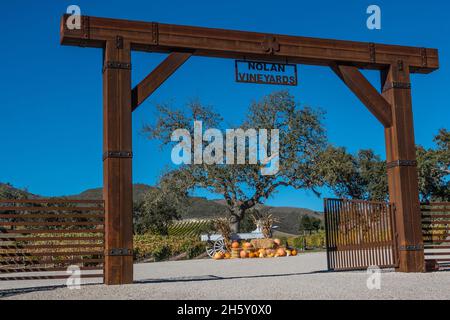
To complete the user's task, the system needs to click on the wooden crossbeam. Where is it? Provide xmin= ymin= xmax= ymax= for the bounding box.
xmin=131 ymin=52 xmax=191 ymax=111
xmin=60 ymin=15 xmax=439 ymax=74
xmin=331 ymin=64 xmax=392 ymax=128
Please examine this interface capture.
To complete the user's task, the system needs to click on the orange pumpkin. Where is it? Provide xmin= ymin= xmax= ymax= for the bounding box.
xmin=231 ymin=241 xmax=240 ymax=249
xmin=214 ymin=252 xmax=224 ymax=260
xmin=224 ymin=252 xmax=231 ymax=259
xmin=248 ymin=252 xmax=255 ymax=258
xmin=291 ymin=250 xmax=298 ymax=256
xmin=244 ymin=242 xmax=253 ymax=249
xmin=240 ymin=250 xmax=248 ymax=258
xmin=276 ymin=248 xmax=286 ymax=257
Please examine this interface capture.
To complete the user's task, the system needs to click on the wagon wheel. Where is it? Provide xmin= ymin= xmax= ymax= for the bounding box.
xmin=205 ymin=241 xmax=216 ymax=258
xmin=214 ymin=238 xmax=227 ymax=253
xmin=205 ymin=239 xmax=227 ymax=257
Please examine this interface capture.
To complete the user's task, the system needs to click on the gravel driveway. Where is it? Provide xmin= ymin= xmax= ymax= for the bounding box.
xmin=1 ymin=253 xmax=449 ymax=300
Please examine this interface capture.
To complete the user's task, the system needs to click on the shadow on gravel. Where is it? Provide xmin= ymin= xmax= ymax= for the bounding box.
xmin=0 ymin=283 xmax=100 ymax=299
xmin=135 ymin=270 xmax=332 ymax=284
xmin=0 ymin=285 xmax=66 ymax=299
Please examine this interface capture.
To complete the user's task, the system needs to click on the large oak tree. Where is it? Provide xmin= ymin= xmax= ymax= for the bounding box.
xmin=144 ymin=91 xmax=326 ymax=232
xmin=320 ymin=129 xmax=450 ymax=202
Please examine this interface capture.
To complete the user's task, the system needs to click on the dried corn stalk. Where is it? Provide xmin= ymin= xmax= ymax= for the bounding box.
xmin=252 ymin=211 xmax=279 ymax=239
xmin=213 ymin=217 xmax=232 ymax=250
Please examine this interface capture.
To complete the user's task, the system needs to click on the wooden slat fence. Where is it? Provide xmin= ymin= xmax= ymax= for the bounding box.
xmin=324 ymin=199 xmax=398 ymax=271
xmin=0 ymin=199 xmax=104 ymax=281
xmin=422 ymin=202 xmax=450 ymax=271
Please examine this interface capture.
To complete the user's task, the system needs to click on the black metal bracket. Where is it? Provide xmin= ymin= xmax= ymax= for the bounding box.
xmin=116 ymin=36 xmax=124 ymax=49
xmin=103 ymin=61 xmax=132 ymax=72
xmin=386 ymin=160 xmax=417 ymax=170
xmin=79 ymin=16 xmax=90 ymax=48
xmin=397 ymin=60 xmax=404 ymax=72
xmin=421 ymin=48 xmax=428 ymax=68
xmin=103 ymin=151 xmax=133 ymax=161
xmin=107 ymin=248 xmax=133 ymax=256
xmin=398 ymin=244 xmax=424 ymax=251
xmin=369 ymin=43 xmax=376 ymax=63
xmin=152 ymin=22 xmax=159 ymax=45
xmin=383 ymin=81 xmax=411 ymax=92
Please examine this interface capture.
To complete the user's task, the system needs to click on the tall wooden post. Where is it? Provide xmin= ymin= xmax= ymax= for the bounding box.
xmin=103 ymin=38 xmax=134 ymax=284
xmin=382 ymin=62 xmax=425 ymax=272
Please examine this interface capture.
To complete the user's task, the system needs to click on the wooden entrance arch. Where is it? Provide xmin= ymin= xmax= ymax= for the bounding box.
xmin=60 ymin=15 xmax=439 ymax=284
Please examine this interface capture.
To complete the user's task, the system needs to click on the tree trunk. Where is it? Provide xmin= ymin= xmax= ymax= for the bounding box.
xmin=230 ymin=208 xmax=244 ymax=233
xmin=230 ymin=215 xmax=240 ymax=233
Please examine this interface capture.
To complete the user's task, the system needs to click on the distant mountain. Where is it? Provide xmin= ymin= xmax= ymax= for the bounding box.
xmin=0 ymin=183 xmax=322 ymax=235
xmin=0 ymin=183 xmax=38 ymax=199
xmin=65 ymin=184 xmax=157 ymax=203
xmin=210 ymin=199 xmax=322 ymax=234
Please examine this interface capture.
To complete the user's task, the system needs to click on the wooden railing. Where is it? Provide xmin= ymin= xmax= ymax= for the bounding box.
xmin=0 ymin=199 xmax=104 ymax=281
xmin=422 ymin=202 xmax=450 ymax=271
xmin=324 ymin=199 xmax=398 ymax=271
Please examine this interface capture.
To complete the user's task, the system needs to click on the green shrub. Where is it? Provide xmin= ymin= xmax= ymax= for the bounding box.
xmin=186 ymin=243 xmax=205 ymax=259
xmin=289 ymin=236 xmax=306 ymax=249
xmin=133 ymin=234 xmax=205 ymax=261
xmin=278 ymin=236 xmax=288 ymax=247
xmin=153 ymin=245 xmax=171 ymax=261
xmin=288 ymin=230 xmax=326 ymax=250
xmin=305 ymin=230 xmax=325 ymax=248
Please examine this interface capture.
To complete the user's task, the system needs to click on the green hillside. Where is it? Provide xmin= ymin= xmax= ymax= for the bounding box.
xmin=168 ymin=219 xmax=213 ymax=237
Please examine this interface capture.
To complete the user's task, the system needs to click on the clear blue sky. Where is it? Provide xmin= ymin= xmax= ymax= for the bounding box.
xmin=1 ymin=1 xmax=449 ymax=211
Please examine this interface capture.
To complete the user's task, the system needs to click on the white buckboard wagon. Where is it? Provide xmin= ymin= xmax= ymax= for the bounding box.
xmin=200 ymin=225 xmax=278 ymax=257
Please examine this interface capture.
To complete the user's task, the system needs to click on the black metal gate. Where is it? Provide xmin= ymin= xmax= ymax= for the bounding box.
xmin=324 ymin=199 xmax=398 ymax=271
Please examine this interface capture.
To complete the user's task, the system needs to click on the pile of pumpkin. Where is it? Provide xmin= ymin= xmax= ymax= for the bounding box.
xmin=213 ymin=238 xmax=298 ymax=260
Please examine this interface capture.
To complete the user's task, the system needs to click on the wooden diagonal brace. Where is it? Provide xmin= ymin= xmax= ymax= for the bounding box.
xmin=331 ymin=64 xmax=392 ymax=128
xmin=131 ymin=52 xmax=192 ymax=111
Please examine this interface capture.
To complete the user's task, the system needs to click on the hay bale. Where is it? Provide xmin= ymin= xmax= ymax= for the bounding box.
xmin=231 ymin=248 xmax=241 ymax=259
xmin=250 ymin=239 xmax=275 ymax=249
